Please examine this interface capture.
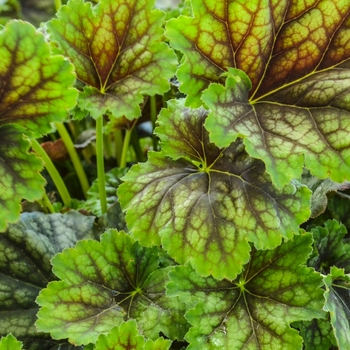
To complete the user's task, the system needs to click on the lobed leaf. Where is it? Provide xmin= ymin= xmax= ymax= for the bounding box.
xmin=301 ymin=172 xmax=350 ymax=218
xmin=167 ymin=234 xmax=325 ymax=350
xmin=309 ymin=220 xmax=350 ymax=274
xmin=79 ymin=167 xmax=127 ymax=217
xmin=0 ymin=20 xmax=77 ymax=230
xmin=296 ymin=317 xmax=336 ymax=350
xmin=95 ymin=320 xmax=171 ymax=350
xmin=0 ymin=211 xmax=96 ymax=349
xmin=36 ymin=230 xmax=188 ymax=346
xmin=0 ymin=334 xmax=22 ymax=350
xmin=167 ymin=1 xmax=350 ymax=187
xmin=118 ymin=99 xmax=311 ymax=280
xmin=0 ymin=20 xmax=77 ymax=137
xmin=323 ymin=267 xmax=350 ymax=349
xmin=48 ymin=0 xmax=177 ymax=120
xmin=0 ymin=125 xmax=44 ymax=231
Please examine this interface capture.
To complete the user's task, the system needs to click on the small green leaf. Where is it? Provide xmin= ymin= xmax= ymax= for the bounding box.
xmin=119 ymin=99 xmax=311 ymax=280
xmin=167 ymin=1 xmax=350 ymax=187
xmin=301 ymin=173 xmax=350 ymax=218
xmin=0 ymin=211 xmax=97 ymax=348
xmin=0 ymin=334 xmax=22 ymax=350
xmin=79 ymin=167 xmax=127 ymax=217
xmin=48 ymin=0 xmax=177 ymax=120
xmin=295 ymin=317 xmax=336 ymax=350
xmin=323 ymin=267 xmax=350 ymax=349
xmin=167 ymin=234 xmax=325 ymax=350
xmin=95 ymin=320 xmax=171 ymax=350
xmin=309 ymin=220 xmax=350 ymax=274
xmin=36 ymin=230 xmax=188 ymax=346
xmin=97 ymin=201 xmax=127 ymax=233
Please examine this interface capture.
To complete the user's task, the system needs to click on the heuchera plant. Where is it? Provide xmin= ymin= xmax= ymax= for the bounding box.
xmin=1 ymin=0 xmax=350 ymax=349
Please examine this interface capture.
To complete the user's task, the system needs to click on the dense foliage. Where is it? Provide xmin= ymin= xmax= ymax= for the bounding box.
xmin=0 ymin=0 xmax=350 ymax=349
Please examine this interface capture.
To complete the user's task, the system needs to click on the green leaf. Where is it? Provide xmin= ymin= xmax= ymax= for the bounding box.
xmin=118 ymin=99 xmax=311 ymax=280
xmin=167 ymin=234 xmax=325 ymax=350
xmin=295 ymin=317 xmax=336 ymax=350
xmin=47 ymin=0 xmax=177 ymax=120
xmin=95 ymin=320 xmax=171 ymax=350
xmin=323 ymin=267 xmax=350 ymax=349
xmin=301 ymin=172 xmax=350 ymax=218
xmin=304 ymin=191 xmax=350 ymax=233
xmin=0 ymin=20 xmax=77 ymax=230
xmin=79 ymin=167 xmax=127 ymax=217
xmin=0 ymin=20 xmax=77 ymax=137
xmin=203 ymin=67 xmax=350 ymax=187
xmin=167 ymin=1 xmax=350 ymax=187
xmin=36 ymin=230 xmax=188 ymax=346
xmin=0 ymin=125 xmax=44 ymax=231
xmin=0 ymin=334 xmax=22 ymax=350
xmin=0 ymin=211 xmax=97 ymax=348
xmin=309 ymin=220 xmax=350 ymax=274
xmin=96 ymin=201 xmax=127 ymax=233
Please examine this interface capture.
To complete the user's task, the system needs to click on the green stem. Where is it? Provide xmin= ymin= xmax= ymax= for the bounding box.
xmin=131 ymin=128 xmax=145 ymax=162
xmin=54 ymin=0 xmax=62 ymax=11
xmin=43 ymin=193 xmax=55 ymax=214
xmin=150 ymin=95 xmax=158 ymax=150
xmin=55 ymin=122 xmax=89 ymax=199
xmin=31 ymin=139 xmax=71 ymax=207
xmin=114 ymin=129 xmax=123 ymax=166
xmin=120 ymin=127 xmax=133 ymax=168
xmin=103 ymin=132 xmax=113 ymax=159
xmin=96 ymin=116 xmax=108 ymax=214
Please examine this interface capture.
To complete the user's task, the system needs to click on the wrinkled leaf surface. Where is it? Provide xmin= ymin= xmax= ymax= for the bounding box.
xmin=48 ymin=0 xmax=177 ymax=119
xmin=0 ymin=211 xmax=96 ymax=349
xmin=167 ymin=1 xmax=350 ymax=187
xmin=95 ymin=320 xmax=171 ymax=350
xmin=119 ymin=99 xmax=311 ymax=280
xmin=36 ymin=230 xmax=187 ymax=346
xmin=323 ymin=267 xmax=350 ymax=349
xmin=0 ymin=334 xmax=22 ymax=350
xmin=309 ymin=220 xmax=350 ymax=273
xmin=167 ymin=234 xmax=325 ymax=350
xmin=0 ymin=20 xmax=77 ymax=230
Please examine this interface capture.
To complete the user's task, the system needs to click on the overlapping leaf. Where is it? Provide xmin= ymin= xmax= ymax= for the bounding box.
xmin=47 ymin=0 xmax=177 ymax=120
xmin=36 ymin=230 xmax=188 ymax=346
xmin=0 ymin=125 xmax=44 ymax=231
xmin=0 ymin=211 xmax=96 ymax=349
xmin=301 ymin=172 xmax=350 ymax=218
xmin=95 ymin=320 xmax=171 ymax=350
xmin=118 ymin=99 xmax=311 ymax=280
xmin=323 ymin=267 xmax=350 ymax=349
xmin=295 ymin=317 xmax=336 ymax=350
xmin=79 ymin=167 xmax=127 ymax=217
xmin=309 ymin=220 xmax=350 ymax=273
xmin=167 ymin=234 xmax=325 ymax=350
xmin=0 ymin=20 xmax=77 ymax=230
xmin=0 ymin=20 xmax=77 ymax=137
xmin=166 ymin=0 xmax=350 ymax=187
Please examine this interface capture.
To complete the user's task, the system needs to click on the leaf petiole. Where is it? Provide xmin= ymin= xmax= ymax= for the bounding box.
xmin=120 ymin=122 xmax=136 ymax=168
xmin=42 ymin=192 xmax=55 ymax=214
xmin=114 ymin=128 xmax=123 ymax=166
xmin=96 ymin=116 xmax=108 ymax=214
xmin=150 ymin=95 xmax=158 ymax=150
xmin=55 ymin=122 xmax=89 ymax=198
xmin=31 ymin=138 xmax=71 ymax=208
xmin=54 ymin=0 xmax=62 ymax=12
